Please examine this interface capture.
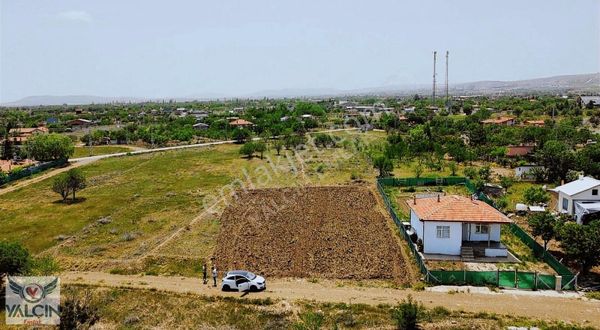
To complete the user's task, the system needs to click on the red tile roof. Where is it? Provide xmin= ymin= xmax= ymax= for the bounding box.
xmin=524 ymin=120 xmax=545 ymax=126
xmin=506 ymin=145 xmax=535 ymax=157
xmin=406 ymin=195 xmax=511 ymax=223
xmin=229 ymin=119 xmax=254 ymax=126
xmin=481 ymin=116 xmax=515 ymax=124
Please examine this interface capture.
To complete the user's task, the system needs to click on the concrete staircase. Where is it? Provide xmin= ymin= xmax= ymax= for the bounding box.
xmin=461 ymin=246 xmax=475 ymax=261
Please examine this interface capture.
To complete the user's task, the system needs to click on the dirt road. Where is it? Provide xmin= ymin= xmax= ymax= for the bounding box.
xmin=62 ymin=271 xmax=600 ymax=326
xmin=0 ymin=159 xmax=94 ymax=196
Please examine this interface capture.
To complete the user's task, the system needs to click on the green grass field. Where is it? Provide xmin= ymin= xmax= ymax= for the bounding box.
xmin=0 ymin=132 xmax=382 ymax=274
xmin=72 ymin=145 xmax=133 ymax=158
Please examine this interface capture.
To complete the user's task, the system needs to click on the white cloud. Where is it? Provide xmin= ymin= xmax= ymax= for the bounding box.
xmin=57 ymin=10 xmax=93 ymax=23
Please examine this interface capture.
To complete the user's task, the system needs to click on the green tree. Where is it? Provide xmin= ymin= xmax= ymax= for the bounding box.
xmin=463 ymin=167 xmax=477 ymax=179
xmin=239 ymin=142 xmax=256 ymax=159
xmin=272 ymin=139 xmax=284 ymax=156
xmin=1 ymin=139 xmax=13 ymax=160
xmin=52 ymin=174 xmax=71 ymax=202
xmin=413 ymin=163 xmax=424 ymax=179
xmin=499 ymin=176 xmax=514 ymax=191
xmin=232 ymin=128 xmax=251 ymax=144
xmin=558 ymin=221 xmax=600 ymax=273
xmin=67 ymin=169 xmax=86 ymax=201
xmin=448 ymin=161 xmax=458 ymax=176
xmin=25 ymin=133 xmax=74 ymax=161
xmin=478 ymin=165 xmax=492 ymax=182
xmin=0 ymin=241 xmax=31 ymax=281
xmin=373 ymin=155 xmax=393 ymax=177
xmin=527 ymin=212 xmax=556 ymax=253
xmin=536 ymin=140 xmax=574 ymax=182
xmin=523 ymin=186 xmax=549 ymax=205
xmin=576 ymin=143 xmax=600 ymax=178
xmin=254 ymin=141 xmax=267 ymax=159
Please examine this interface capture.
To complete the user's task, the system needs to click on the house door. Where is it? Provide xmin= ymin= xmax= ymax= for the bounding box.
xmin=462 ymin=223 xmax=469 ymax=241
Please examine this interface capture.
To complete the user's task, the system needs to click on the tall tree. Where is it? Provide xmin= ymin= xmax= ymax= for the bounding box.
xmin=527 ymin=212 xmax=556 ymax=253
xmin=373 ymin=155 xmax=393 ymax=177
xmin=52 ymin=174 xmax=71 ymax=202
xmin=67 ymin=169 xmax=86 ymax=201
xmin=25 ymin=133 xmax=74 ymax=161
xmin=558 ymin=221 xmax=600 ymax=274
xmin=536 ymin=140 xmax=574 ymax=182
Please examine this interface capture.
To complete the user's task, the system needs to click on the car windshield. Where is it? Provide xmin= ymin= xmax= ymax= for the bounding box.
xmin=245 ymin=272 xmax=256 ymax=280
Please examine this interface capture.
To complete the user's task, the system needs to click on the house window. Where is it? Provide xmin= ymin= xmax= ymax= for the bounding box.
xmin=593 ymin=189 xmax=598 ymax=196
xmin=475 ymin=224 xmax=489 ymax=234
xmin=436 ymin=226 xmax=450 ymax=239
xmin=562 ymin=198 xmax=569 ymax=211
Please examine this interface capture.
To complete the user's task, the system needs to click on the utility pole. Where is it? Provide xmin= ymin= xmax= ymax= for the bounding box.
xmin=432 ymin=51 xmax=437 ymax=105
xmin=445 ymin=51 xmax=449 ymax=106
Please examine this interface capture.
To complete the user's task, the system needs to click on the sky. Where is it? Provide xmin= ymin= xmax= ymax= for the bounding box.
xmin=1 ymin=0 xmax=599 ymax=102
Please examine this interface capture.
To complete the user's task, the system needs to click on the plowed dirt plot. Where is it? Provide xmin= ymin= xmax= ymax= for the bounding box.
xmin=213 ymin=185 xmax=411 ymax=283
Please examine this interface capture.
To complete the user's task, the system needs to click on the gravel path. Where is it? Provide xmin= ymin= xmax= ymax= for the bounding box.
xmin=62 ymin=271 xmax=600 ymax=326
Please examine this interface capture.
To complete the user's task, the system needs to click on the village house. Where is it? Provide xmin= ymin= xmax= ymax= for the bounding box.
xmin=407 ymin=195 xmax=512 ymax=260
xmin=67 ymin=118 xmax=93 ymax=129
xmin=4 ymin=126 xmax=49 ymax=146
xmin=505 ymin=145 xmax=535 ymax=158
xmin=523 ymin=119 xmax=545 ymax=127
xmin=580 ymin=96 xmax=600 ymax=108
xmin=229 ymin=119 xmax=254 ymax=128
xmin=193 ymin=123 xmax=209 ymax=131
xmin=481 ymin=116 xmax=515 ymax=126
xmin=552 ymin=176 xmax=600 ymax=224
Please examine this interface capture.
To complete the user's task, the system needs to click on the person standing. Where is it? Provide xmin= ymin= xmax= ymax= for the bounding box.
xmin=212 ymin=266 xmax=217 ymax=287
xmin=202 ymin=263 xmax=207 ymax=285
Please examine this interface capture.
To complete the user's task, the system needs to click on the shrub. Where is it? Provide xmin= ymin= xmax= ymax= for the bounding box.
xmin=391 ymin=295 xmax=421 ymax=330
xmin=0 ymin=241 xmax=31 ymax=278
xmin=59 ymin=291 xmax=100 ymax=330
xmin=30 ymin=256 xmax=61 ymax=276
xmin=316 ymin=163 xmax=325 ymax=174
xmin=292 ymin=311 xmax=324 ymax=330
xmin=463 ymin=167 xmax=477 ymax=179
xmin=523 ymin=186 xmax=549 ymax=205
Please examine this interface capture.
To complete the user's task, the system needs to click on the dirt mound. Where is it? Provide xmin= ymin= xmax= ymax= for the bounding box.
xmin=213 ymin=185 xmax=410 ymax=282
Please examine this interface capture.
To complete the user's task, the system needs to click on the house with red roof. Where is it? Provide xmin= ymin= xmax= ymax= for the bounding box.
xmin=505 ymin=145 xmax=535 ymax=157
xmin=229 ymin=119 xmax=254 ymax=128
xmin=480 ymin=116 xmax=515 ymax=126
xmin=406 ymin=195 xmax=512 ymax=260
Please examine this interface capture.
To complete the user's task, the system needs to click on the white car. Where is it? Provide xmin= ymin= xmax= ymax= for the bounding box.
xmin=221 ymin=270 xmax=266 ymax=292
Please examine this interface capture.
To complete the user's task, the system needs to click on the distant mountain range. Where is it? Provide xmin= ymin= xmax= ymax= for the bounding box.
xmin=2 ymin=73 xmax=598 ymax=107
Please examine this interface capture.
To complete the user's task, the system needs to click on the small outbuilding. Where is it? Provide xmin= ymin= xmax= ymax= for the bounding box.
xmin=552 ymin=176 xmax=600 ymax=223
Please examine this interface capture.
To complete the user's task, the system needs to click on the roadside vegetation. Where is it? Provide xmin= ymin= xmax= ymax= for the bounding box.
xmin=2 ymin=284 xmax=592 ymax=330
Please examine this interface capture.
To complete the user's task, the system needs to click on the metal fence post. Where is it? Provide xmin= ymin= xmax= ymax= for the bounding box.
xmin=497 ymin=269 xmax=500 ymax=287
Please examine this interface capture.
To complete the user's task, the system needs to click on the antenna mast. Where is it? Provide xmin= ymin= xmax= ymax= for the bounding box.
xmin=445 ymin=51 xmax=449 ymax=105
xmin=432 ymin=51 xmax=437 ymax=104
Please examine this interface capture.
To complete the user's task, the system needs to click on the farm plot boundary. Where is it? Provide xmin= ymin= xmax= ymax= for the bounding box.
xmin=376 ymin=177 xmax=577 ymax=290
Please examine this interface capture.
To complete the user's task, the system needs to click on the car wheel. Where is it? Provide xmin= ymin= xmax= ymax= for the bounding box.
xmin=222 ymin=285 xmax=230 ymax=291
xmin=250 ymin=285 xmax=257 ymax=292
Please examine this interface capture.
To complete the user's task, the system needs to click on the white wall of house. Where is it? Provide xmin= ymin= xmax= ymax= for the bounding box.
xmin=557 ymin=186 xmax=600 ymax=215
xmin=422 ymin=221 xmax=462 ymax=255
xmin=461 ymin=223 xmax=501 ymax=242
xmin=409 ymin=210 xmax=423 ymax=239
